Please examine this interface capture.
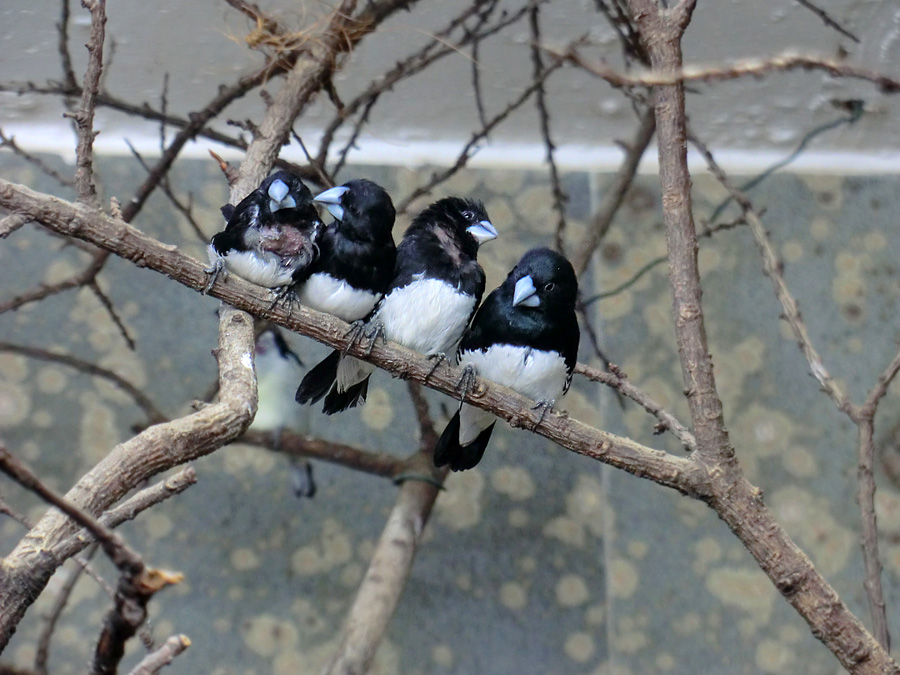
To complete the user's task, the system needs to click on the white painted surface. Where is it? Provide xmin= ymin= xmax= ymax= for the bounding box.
xmin=2 ymin=1 xmax=898 ymax=170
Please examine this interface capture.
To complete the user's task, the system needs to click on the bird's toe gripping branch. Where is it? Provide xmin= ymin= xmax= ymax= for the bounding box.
xmin=455 ymin=364 xmax=478 ymax=407
xmin=343 ymin=318 xmax=385 ymax=357
xmin=531 ymin=398 xmax=556 ymax=431
xmin=202 ymin=257 xmax=227 ymax=294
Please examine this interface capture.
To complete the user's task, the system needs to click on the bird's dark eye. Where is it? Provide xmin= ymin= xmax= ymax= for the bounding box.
xmin=462 ymin=210 xmax=474 ymax=220
xmin=544 ymin=282 xmax=555 ymax=292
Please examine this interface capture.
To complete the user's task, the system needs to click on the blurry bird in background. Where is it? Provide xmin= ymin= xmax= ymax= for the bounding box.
xmin=205 ymin=171 xmax=323 ymax=293
xmin=250 ymin=328 xmax=316 ymax=498
xmin=297 ymin=196 xmax=497 ymax=415
xmin=434 ymin=247 xmax=580 ymax=472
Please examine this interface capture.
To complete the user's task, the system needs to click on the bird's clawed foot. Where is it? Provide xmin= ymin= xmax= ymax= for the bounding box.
xmin=425 ymin=352 xmax=450 ymax=381
xmin=203 ymin=257 xmax=227 ymax=294
xmin=343 ymin=319 xmax=385 ymax=357
xmin=456 ymin=364 xmax=478 ymax=405
xmin=531 ymin=398 xmax=556 ymax=430
xmin=290 ymin=458 xmax=317 ymax=499
xmin=266 ymin=285 xmax=296 ymax=315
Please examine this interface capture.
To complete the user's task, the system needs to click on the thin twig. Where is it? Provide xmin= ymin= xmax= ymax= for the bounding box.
xmin=124 ymin=140 xmax=207 ymax=243
xmin=794 ymin=0 xmax=860 ymax=43
xmin=571 ymin=108 xmax=655 ymax=275
xmin=557 ymin=45 xmax=900 ymax=93
xmin=126 ymin=634 xmax=191 ymax=675
xmin=0 ymin=129 xmax=75 ymax=189
xmin=0 ymin=249 xmax=108 ymax=315
xmin=56 ymin=0 xmax=78 ymax=90
xmin=396 ymin=57 xmax=566 ymax=213
xmin=34 ymin=544 xmax=99 ymax=675
xmin=576 ymin=363 xmax=695 ymax=451
xmin=67 ymin=0 xmax=106 ymax=206
xmin=56 ymin=467 xmax=198 ymax=562
xmin=687 ymin=130 xmax=851 ymax=412
xmin=88 ymin=280 xmax=136 ymax=350
xmin=529 ymin=4 xmax=568 ymax=252
xmin=0 ymin=341 xmax=166 ymax=424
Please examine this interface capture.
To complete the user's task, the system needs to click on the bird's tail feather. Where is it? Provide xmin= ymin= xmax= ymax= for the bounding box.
xmin=295 ymin=350 xmax=340 ymax=405
xmin=322 ymin=376 xmax=369 ymax=415
xmin=434 ymin=411 xmax=495 ymax=472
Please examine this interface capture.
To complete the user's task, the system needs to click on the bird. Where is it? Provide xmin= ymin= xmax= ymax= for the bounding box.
xmin=249 ymin=328 xmax=316 ymax=498
xmin=205 ymin=171 xmax=323 ymax=292
xmin=433 ymin=247 xmax=580 ymax=472
xmin=293 ymin=178 xmax=397 ymax=321
xmin=291 ymin=179 xmax=397 ymax=405
xmin=296 ymin=196 xmax=498 ymax=415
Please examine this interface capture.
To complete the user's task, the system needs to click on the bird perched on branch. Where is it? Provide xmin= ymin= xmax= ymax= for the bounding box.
xmin=434 ymin=247 xmax=580 ymax=472
xmin=250 ymin=329 xmax=316 ymax=498
xmin=205 ymin=171 xmax=323 ymax=293
xmin=296 ymin=197 xmax=497 ymax=415
xmin=293 ymin=178 xmax=396 ymax=322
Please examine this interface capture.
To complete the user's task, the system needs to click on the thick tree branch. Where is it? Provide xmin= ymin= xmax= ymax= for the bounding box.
xmin=0 ymin=305 xmax=256 ymax=650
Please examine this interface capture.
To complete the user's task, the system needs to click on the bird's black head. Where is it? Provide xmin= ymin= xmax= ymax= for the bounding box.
xmin=260 ymin=171 xmax=314 ymax=213
xmin=413 ymin=197 xmax=498 ymax=258
xmin=315 ymin=179 xmax=395 ymax=242
xmin=508 ymin=247 xmax=578 ymax=315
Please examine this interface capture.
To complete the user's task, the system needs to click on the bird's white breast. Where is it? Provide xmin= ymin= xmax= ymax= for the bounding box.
xmin=208 ymin=244 xmax=294 ymax=288
xmin=376 ymin=278 xmax=474 ymax=355
xmin=456 ymin=344 xmax=569 ymax=446
xmin=463 ymin=344 xmax=568 ymax=402
xmin=297 ymin=273 xmax=380 ymax=323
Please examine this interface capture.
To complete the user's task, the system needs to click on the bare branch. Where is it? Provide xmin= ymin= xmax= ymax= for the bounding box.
xmin=794 ymin=0 xmax=860 ymax=43
xmin=0 ymin=213 xmax=30 ymax=239
xmin=0 ymin=304 xmax=255 ymax=649
xmin=34 ymin=544 xmax=99 ymax=675
xmin=576 ymin=363 xmax=696 ymax=451
xmin=126 ymin=634 xmax=191 ymax=675
xmin=0 ymin=249 xmax=108 ymax=315
xmin=396 ymin=57 xmax=566 ymax=213
xmin=528 ymin=4 xmax=568 ymax=252
xmin=0 ymin=341 xmax=167 ymax=425
xmin=67 ymin=0 xmax=106 ymax=206
xmin=56 ymin=467 xmax=198 ymax=562
xmin=240 ymin=430 xmax=403 ymax=479
xmin=557 ymin=46 xmax=900 ymax=93
xmin=687 ymin=130 xmax=852 ymax=413
xmin=0 ymin=128 xmax=75 ymax=189
xmin=571 ymin=108 xmax=655 ymax=275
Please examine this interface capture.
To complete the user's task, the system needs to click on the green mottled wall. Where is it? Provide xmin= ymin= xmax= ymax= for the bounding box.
xmin=1 ymin=155 xmax=899 ymax=674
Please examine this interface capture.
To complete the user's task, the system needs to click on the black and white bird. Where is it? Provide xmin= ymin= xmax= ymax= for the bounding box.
xmin=433 ymin=247 xmax=580 ymax=472
xmin=291 ymin=179 xmax=397 ymax=405
xmin=296 ymin=197 xmax=497 ymax=414
xmin=293 ymin=179 xmax=396 ymax=321
xmin=250 ymin=329 xmax=316 ymax=498
xmin=206 ymin=171 xmax=323 ymax=291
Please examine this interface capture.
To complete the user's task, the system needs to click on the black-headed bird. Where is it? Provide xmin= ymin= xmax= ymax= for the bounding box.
xmin=433 ymin=247 xmax=580 ymax=472
xmin=296 ymin=197 xmax=497 ymax=414
xmin=205 ymin=171 xmax=323 ymax=292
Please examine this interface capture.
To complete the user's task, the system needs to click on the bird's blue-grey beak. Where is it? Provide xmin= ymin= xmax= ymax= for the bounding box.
xmin=467 ymin=220 xmax=498 ymax=245
xmin=314 ymin=185 xmax=350 ymax=221
xmin=513 ymin=275 xmax=540 ymax=308
xmin=267 ymin=179 xmax=296 ymax=211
